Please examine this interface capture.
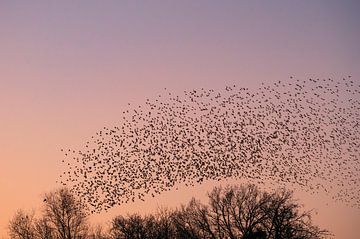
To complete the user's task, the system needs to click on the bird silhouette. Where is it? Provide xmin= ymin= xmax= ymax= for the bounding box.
xmin=59 ymin=76 xmax=360 ymax=213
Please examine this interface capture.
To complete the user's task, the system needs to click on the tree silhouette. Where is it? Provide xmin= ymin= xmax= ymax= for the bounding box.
xmin=88 ymin=225 xmax=109 ymax=239
xmin=9 ymin=185 xmax=330 ymax=239
xmin=172 ymin=184 xmax=330 ymax=239
xmin=33 ymin=217 xmax=54 ymax=239
xmin=8 ymin=210 xmax=36 ymax=239
xmin=8 ymin=188 xmax=90 ymax=239
xmin=41 ymin=188 xmax=89 ymax=239
xmin=110 ymin=208 xmax=176 ymax=239
xmin=109 ymin=184 xmax=330 ymax=239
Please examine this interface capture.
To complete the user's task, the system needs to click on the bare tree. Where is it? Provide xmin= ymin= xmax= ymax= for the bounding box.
xmin=42 ymin=188 xmax=89 ymax=239
xmin=110 ymin=214 xmax=147 ymax=239
xmin=8 ymin=188 xmax=90 ymax=239
xmin=110 ymin=208 xmax=176 ymax=239
xmin=9 ymin=185 xmax=330 ymax=239
xmin=260 ymin=188 xmax=328 ymax=239
xmin=153 ymin=207 xmax=177 ymax=239
xmin=88 ymin=224 xmax=109 ymax=239
xmin=172 ymin=184 xmax=330 ymax=239
xmin=34 ymin=217 xmax=54 ymax=239
xmin=206 ymin=184 xmax=270 ymax=238
xmin=8 ymin=210 xmax=36 ymax=239
xmin=172 ymin=198 xmax=215 ymax=239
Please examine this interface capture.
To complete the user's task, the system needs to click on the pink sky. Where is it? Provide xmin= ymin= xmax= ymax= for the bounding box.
xmin=1 ymin=1 xmax=359 ymax=238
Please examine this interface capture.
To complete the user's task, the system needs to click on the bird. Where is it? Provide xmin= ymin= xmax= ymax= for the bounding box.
xmin=58 ymin=76 xmax=360 ymax=213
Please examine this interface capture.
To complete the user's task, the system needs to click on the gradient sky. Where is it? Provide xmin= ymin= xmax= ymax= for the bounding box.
xmin=1 ymin=1 xmax=360 ymax=238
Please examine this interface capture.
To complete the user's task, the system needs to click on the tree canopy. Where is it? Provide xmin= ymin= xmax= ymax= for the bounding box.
xmin=109 ymin=184 xmax=330 ymax=239
xmin=9 ymin=188 xmax=89 ymax=239
xmin=8 ymin=184 xmax=331 ymax=239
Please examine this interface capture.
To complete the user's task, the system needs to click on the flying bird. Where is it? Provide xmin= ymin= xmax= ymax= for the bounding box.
xmin=59 ymin=76 xmax=360 ymax=213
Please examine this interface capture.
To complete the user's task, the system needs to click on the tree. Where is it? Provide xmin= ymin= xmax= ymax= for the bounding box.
xmin=88 ymin=224 xmax=109 ymax=239
xmin=42 ymin=188 xmax=89 ymax=239
xmin=9 ymin=185 xmax=330 ymax=239
xmin=172 ymin=184 xmax=330 ymax=239
xmin=172 ymin=198 xmax=214 ymax=239
xmin=8 ymin=210 xmax=36 ymax=239
xmin=110 ymin=209 xmax=176 ymax=239
xmin=34 ymin=217 xmax=54 ymax=239
xmin=8 ymin=188 xmax=89 ymax=239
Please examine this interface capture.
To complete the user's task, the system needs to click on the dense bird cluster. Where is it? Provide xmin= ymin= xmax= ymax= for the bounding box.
xmin=59 ymin=77 xmax=360 ymax=213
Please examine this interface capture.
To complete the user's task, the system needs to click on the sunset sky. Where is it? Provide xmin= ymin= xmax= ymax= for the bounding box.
xmin=1 ymin=1 xmax=360 ymax=238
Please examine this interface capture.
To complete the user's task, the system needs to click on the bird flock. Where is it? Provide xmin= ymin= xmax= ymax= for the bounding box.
xmin=59 ymin=77 xmax=360 ymax=213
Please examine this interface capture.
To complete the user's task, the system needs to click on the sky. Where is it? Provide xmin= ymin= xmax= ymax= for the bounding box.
xmin=0 ymin=1 xmax=360 ymax=238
